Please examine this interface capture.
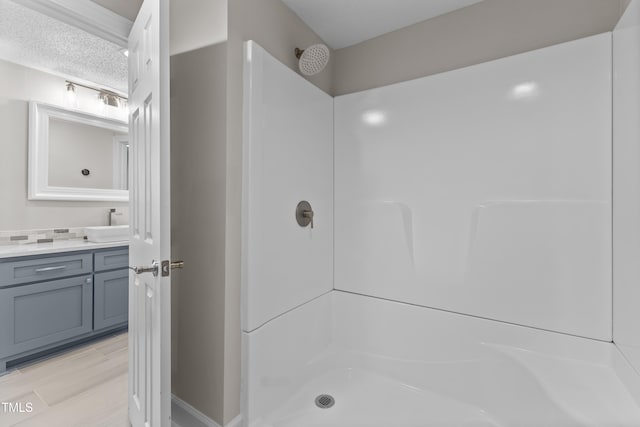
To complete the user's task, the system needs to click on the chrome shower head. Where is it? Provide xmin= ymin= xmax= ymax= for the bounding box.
xmin=295 ymin=44 xmax=330 ymax=76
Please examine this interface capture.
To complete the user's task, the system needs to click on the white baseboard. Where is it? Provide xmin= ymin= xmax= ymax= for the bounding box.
xmin=171 ymin=395 xmax=242 ymax=427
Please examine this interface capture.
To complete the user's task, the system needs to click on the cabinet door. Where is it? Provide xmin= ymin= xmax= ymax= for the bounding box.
xmin=94 ymin=270 xmax=128 ymax=330
xmin=0 ymin=276 xmax=93 ymax=358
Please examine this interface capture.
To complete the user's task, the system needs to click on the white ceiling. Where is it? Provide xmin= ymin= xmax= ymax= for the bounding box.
xmin=281 ymin=0 xmax=484 ymax=49
xmin=0 ymin=0 xmax=128 ymax=93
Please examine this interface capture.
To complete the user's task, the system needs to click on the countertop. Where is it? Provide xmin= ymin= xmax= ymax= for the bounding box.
xmin=0 ymin=239 xmax=129 ymax=259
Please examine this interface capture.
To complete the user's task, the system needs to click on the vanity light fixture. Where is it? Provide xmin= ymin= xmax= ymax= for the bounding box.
xmin=64 ymin=80 xmax=128 ymax=110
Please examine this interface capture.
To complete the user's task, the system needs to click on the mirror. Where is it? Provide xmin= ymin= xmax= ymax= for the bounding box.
xmin=28 ymin=102 xmax=129 ymax=201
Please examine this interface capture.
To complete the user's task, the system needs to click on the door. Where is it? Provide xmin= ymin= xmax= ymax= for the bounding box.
xmin=127 ymin=0 xmax=171 ymax=426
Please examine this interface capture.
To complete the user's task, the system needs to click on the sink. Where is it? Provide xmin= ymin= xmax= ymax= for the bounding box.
xmin=85 ymin=225 xmax=130 ymax=243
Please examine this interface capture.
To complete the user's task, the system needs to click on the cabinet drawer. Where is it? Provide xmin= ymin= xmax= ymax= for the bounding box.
xmin=0 ymin=253 xmax=93 ymax=287
xmin=94 ymin=270 xmax=129 ymax=330
xmin=0 ymin=275 xmax=93 ymax=358
xmin=94 ymin=248 xmax=129 ymax=272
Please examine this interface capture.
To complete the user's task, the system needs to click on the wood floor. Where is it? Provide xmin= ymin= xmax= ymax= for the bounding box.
xmin=0 ymin=332 xmax=129 ymax=427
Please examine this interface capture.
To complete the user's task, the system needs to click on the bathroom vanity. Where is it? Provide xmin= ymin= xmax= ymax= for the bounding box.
xmin=0 ymin=241 xmax=129 ymax=372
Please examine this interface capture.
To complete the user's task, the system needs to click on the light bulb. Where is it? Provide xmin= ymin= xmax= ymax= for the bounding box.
xmin=65 ymin=82 xmax=77 ymax=106
xmin=97 ymin=93 xmax=107 ymax=114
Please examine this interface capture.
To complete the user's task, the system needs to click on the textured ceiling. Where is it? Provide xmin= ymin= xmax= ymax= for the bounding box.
xmin=281 ymin=0 xmax=483 ymax=49
xmin=0 ymin=0 xmax=128 ymax=93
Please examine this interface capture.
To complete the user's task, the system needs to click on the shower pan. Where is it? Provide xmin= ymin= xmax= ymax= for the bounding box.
xmin=245 ymin=293 xmax=639 ymax=427
xmin=240 ymin=7 xmax=640 ymax=424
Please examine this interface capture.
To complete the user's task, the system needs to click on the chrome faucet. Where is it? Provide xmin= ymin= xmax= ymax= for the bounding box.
xmin=108 ymin=208 xmax=116 ymax=226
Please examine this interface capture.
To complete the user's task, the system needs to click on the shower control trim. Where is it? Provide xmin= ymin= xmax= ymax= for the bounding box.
xmin=296 ymin=201 xmax=315 ymax=229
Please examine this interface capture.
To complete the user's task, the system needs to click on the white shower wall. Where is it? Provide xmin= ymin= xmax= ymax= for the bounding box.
xmin=241 ymin=41 xmax=334 ymax=332
xmin=613 ymin=0 xmax=640 ymax=373
xmin=334 ymin=33 xmax=612 ymax=340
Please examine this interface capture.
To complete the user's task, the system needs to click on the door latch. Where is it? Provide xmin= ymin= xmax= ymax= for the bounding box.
xmin=161 ymin=260 xmax=185 ymax=277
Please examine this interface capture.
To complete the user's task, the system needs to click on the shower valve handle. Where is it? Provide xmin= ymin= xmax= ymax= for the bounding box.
xmin=303 ymin=209 xmax=314 ymax=229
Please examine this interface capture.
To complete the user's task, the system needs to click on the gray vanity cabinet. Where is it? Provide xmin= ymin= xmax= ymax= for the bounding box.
xmin=0 ymin=275 xmax=93 ymax=359
xmin=0 ymin=246 xmax=128 ymax=372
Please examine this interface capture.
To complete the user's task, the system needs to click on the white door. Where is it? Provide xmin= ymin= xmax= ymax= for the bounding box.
xmin=127 ymin=0 xmax=171 ymax=426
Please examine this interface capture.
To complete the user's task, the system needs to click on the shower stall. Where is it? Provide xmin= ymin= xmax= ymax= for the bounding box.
xmin=240 ymin=4 xmax=640 ymax=425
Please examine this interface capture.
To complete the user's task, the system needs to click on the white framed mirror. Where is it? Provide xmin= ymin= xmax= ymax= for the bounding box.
xmin=28 ymin=101 xmax=129 ymax=201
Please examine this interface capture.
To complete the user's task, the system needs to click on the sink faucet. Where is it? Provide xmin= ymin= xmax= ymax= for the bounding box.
xmin=108 ymin=208 xmax=116 ymax=226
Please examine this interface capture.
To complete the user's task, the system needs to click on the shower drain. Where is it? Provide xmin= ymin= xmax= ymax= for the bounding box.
xmin=315 ymin=394 xmax=335 ymax=409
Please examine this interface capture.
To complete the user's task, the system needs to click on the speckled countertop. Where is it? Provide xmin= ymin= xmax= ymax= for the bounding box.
xmin=0 ymin=239 xmax=129 ymax=259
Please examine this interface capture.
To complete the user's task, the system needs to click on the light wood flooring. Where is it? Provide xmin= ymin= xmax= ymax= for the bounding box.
xmin=0 ymin=332 xmax=129 ymax=427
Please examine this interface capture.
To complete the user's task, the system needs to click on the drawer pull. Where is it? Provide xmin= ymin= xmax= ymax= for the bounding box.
xmin=35 ymin=265 xmax=67 ymax=273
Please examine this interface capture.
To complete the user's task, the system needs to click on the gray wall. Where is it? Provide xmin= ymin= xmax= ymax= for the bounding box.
xmin=90 ymin=0 xmax=143 ymax=21
xmin=170 ymin=0 xmax=227 ymax=55
xmin=332 ymin=0 xmax=629 ymax=95
xmin=225 ymin=0 xmax=332 ymax=423
xmin=170 ymin=42 xmax=228 ymax=425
